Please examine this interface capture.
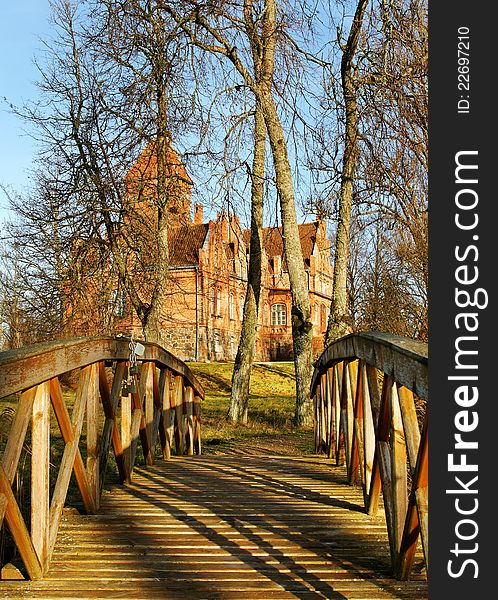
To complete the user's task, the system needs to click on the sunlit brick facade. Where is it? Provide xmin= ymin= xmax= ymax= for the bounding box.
xmin=70 ymin=143 xmax=334 ymax=361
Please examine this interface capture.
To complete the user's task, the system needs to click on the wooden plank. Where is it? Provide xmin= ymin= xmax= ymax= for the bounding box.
xmin=396 ymin=385 xmax=421 ymax=474
xmin=160 ymin=369 xmax=173 ymax=459
xmin=48 ymin=369 xmax=90 ymax=560
xmin=397 ymin=413 xmax=428 ymax=579
xmin=313 ymin=388 xmax=320 ymax=454
xmin=325 ymin=367 xmax=333 ymax=458
xmin=50 ymin=373 xmax=96 ymax=516
xmin=173 ymin=375 xmax=184 ymax=455
xmin=0 ymin=387 xmax=37 ymax=527
xmin=373 ymin=375 xmax=398 ymax=567
xmin=143 ymin=362 xmax=155 ymax=463
xmin=0 ymin=337 xmax=204 ymax=402
xmin=391 ymin=383 xmax=408 ymax=555
xmin=98 ymin=361 xmax=127 ymax=490
xmin=130 ymin=363 xmax=153 ymax=467
xmin=86 ymin=363 xmax=100 ymax=510
xmin=362 ymin=365 xmax=376 ymax=501
xmin=121 ymin=389 xmax=132 ymax=483
xmin=319 ymin=373 xmax=327 ymax=453
xmin=0 ymin=464 xmax=43 ymax=580
xmin=31 ymin=381 xmax=50 ymax=570
xmin=9 ymin=454 xmax=426 ymax=593
xmin=193 ymin=395 xmax=202 ymax=455
xmin=151 ymin=365 xmax=162 ymax=453
xmin=339 ymin=360 xmax=356 ymax=467
xmin=365 ymin=364 xmax=382 ymax=427
xmin=184 ymin=386 xmax=194 ymax=456
xmin=348 ymin=360 xmax=364 ymax=486
xmin=1 ymin=387 xmax=37 ymax=481
xmin=327 ymin=364 xmax=340 ymax=461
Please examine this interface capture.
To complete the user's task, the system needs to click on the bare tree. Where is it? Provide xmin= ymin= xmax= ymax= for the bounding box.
xmin=325 ymin=0 xmax=369 ymax=344
xmin=9 ymin=0 xmax=194 ymax=344
xmin=228 ymin=105 xmax=266 ymax=424
xmin=164 ymin=0 xmax=314 ymax=424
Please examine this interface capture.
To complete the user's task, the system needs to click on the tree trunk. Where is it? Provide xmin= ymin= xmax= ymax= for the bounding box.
xmin=325 ymin=0 xmax=368 ymax=346
xmin=259 ymin=89 xmax=313 ymax=426
xmin=228 ymin=107 xmax=266 ymax=423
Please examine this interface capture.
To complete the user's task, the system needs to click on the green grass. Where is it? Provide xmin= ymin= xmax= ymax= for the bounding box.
xmin=187 ymin=361 xmax=309 ymax=452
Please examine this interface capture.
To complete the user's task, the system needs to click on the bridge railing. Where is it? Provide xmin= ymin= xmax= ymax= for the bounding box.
xmin=311 ymin=332 xmax=428 ymax=580
xmin=0 ymin=336 xmax=203 ymax=579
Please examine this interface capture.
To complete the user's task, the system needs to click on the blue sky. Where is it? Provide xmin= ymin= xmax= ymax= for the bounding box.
xmin=0 ymin=1 xmax=52 ymax=216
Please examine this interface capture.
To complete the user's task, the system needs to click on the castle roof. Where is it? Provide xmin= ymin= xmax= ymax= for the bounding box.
xmin=169 ymin=223 xmax=209 ymax=265
xmin=243 ymin=221 xmax=319 ymax=271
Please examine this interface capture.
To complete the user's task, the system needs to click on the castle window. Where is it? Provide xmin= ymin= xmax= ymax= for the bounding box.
xmin=111 ymin=290 xmax=126 ymax=317
xmin=229 ymin=293 xmax=235 ymax=320
xmin=271 ymin=303 xmax=287 ymax=326
xmin=239 ymin=294 xmax=245 ymax=319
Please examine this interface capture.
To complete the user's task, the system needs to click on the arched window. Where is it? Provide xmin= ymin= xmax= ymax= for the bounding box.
xmin=320 ymin=304 xmax=326 ymax=330
xmin=229 ymin=293 xmax=235 ymax=320
xmin=239 ymin=294 xmax=245 ymax=319
xmin=216 ymin=288 xmax=221 ymax=315
xmin=271 ymin=303 xmax=287 ymax=326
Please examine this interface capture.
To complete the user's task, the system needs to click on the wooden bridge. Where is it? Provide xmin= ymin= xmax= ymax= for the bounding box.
xmin=0 ymin=333 xmax=428 ymax=599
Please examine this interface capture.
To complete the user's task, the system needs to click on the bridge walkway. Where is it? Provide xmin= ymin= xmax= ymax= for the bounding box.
xmin=1 ymin=454 xmax=427 ymax=599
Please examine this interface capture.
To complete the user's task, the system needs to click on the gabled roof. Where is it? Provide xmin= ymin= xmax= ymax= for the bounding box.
xmin=243 ymin=221 xmax=319 ymax=270
xmin=169 ymin=223 xmax=209 ymax=265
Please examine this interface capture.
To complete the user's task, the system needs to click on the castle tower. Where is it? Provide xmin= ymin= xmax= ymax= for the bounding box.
xmin=125 ymin=140 xmax=193 ymax=226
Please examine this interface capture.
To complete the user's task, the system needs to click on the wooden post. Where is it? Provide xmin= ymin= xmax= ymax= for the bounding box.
xmin=31 ymin=381 xmax=50 ymax=571
xmin=98 ymin=361 xmax=127 ymax=489
xmin=397 ymin=413 xmax=428 ymax=579
xmin=151 ymin=365 xmax=162 ymax=452
xmin=348 ymin=360 xmax=364 ymax=485
xmin=184 ymin=386 xmax=195 ymax=456
xmin=48 ymin=372 xmax=91 ymax=559
xmin=362 ymin=365 xmax=375 ymax=501
xmin=144 ymin=362 xmax=155 ymax=462
xmin=325 ymin=367 xmax=333 ymax=457
xmin=193 ymin=395 xmax=202 ymax=455
xmin=160 ymin=370 xmax=173 ymax=459
xmin=0 ymin=465 xmax=43 ymax=580
xmin=313 ymin=387 xmax=320 ymax=454
xmin=121 ymin=387 xmax=132 ymax=483
xmin=391 ymin=383 xmax=408 ymax=556
xmin=86 ymin=363 xmax=100 ymax=510
xmin=320 ymin=373 xmax=327 ymax=453
xmin=173 ymin=375 xmax=184 ymax=455
xmin=397 ymin=385 xmax=421 ymax=474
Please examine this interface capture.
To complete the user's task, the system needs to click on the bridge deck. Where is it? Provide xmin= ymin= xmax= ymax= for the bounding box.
xmin=2 ymin=455 xmax=427 ymax=599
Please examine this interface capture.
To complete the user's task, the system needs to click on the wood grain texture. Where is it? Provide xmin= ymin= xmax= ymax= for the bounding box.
xmin=0 ymin=455 xmax=427 ymax=598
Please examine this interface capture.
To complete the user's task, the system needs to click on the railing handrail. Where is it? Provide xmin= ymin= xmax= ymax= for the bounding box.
xmin=0 ymin=335 xmax=204 ymax=400
xmin=0 ymin=336 xmax=203 ymax=580
xmin=311 ymin=331 xmax=428 ymax=581
xmin=311 ymin=331 xmax=427 ymax=400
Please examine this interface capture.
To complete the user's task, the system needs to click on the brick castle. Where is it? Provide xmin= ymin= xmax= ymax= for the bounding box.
xmin=70 ymin=142 xmax=334 ymax=361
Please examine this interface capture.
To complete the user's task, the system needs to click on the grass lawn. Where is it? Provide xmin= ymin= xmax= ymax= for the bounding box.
xmin=187 ymin=361 xmax=313 ymax=454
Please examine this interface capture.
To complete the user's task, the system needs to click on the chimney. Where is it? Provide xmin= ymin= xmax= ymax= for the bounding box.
xmin=193 ymin=203 xmax=204 ymax=225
